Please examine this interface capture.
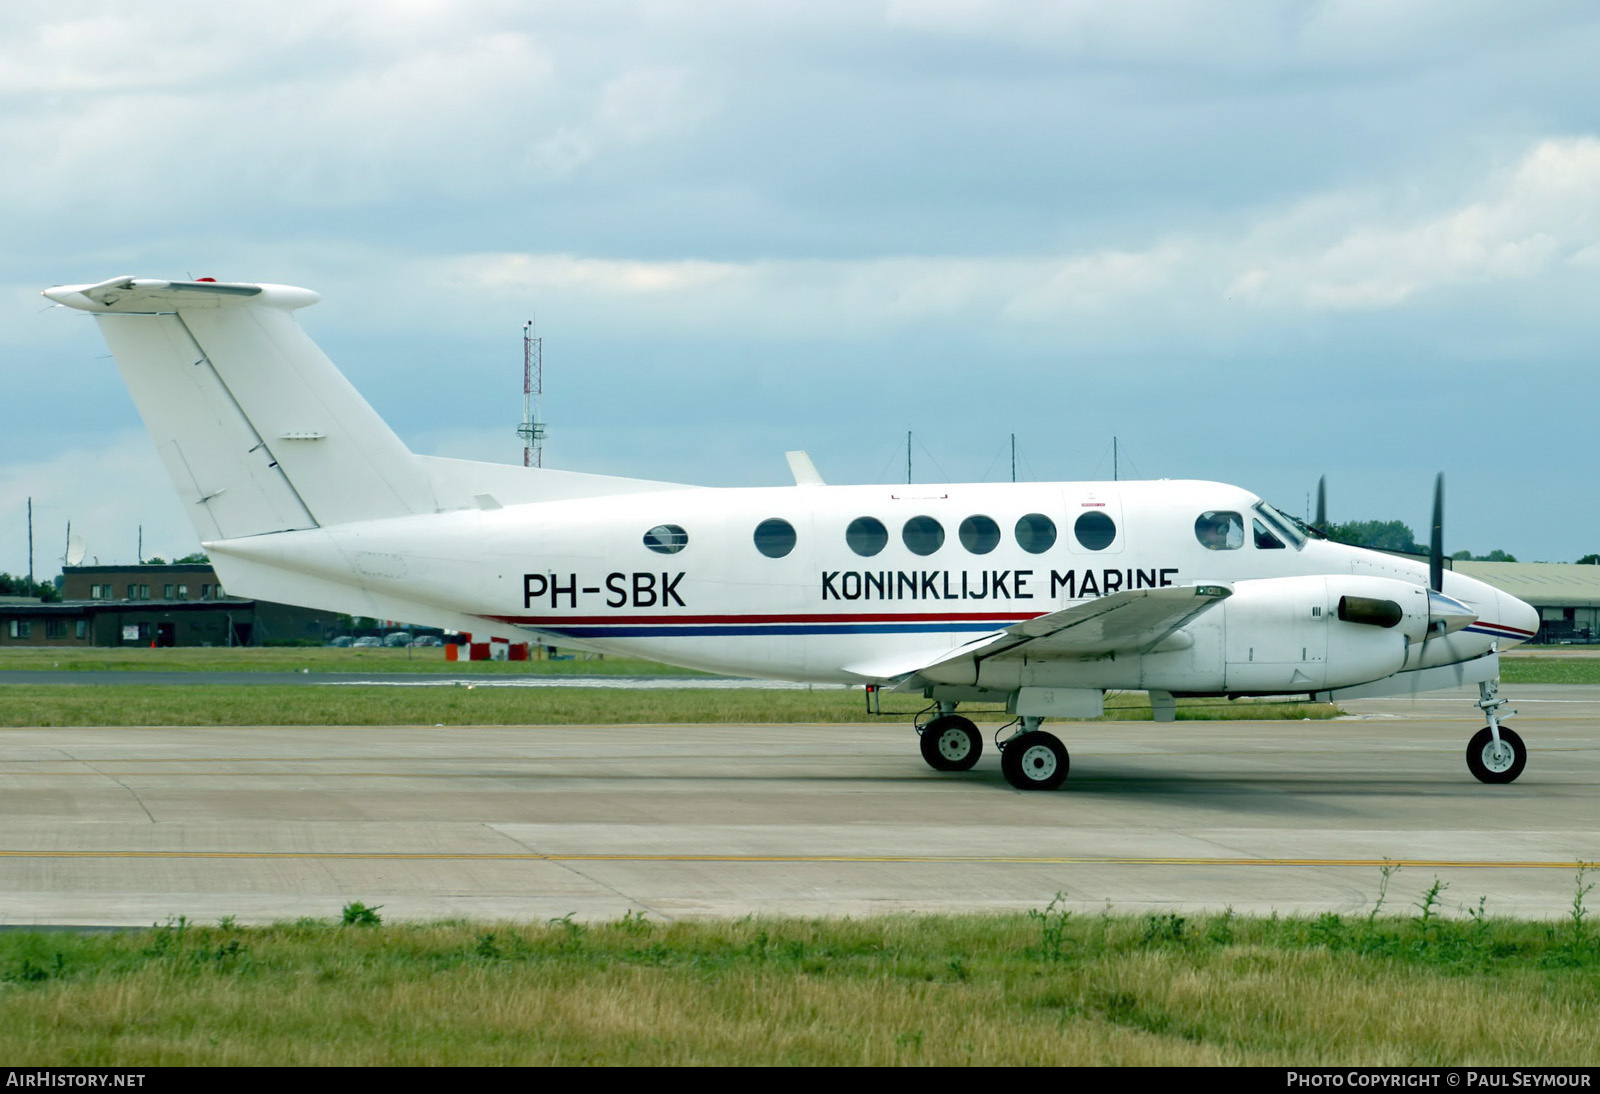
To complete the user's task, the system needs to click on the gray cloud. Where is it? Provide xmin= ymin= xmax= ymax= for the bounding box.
xmin=5 ymin=1 xmax=1600 ymax=573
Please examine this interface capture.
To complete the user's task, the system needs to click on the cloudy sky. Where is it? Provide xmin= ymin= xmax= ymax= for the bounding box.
xmin=4 ymin=0 xmax=1599 ymax=575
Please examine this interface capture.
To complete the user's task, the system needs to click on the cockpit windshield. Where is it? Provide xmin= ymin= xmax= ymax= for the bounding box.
xmin=1252 ymin=501 xmax=1308 ymax=549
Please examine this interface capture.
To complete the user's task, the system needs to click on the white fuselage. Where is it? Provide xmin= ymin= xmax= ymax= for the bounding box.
xmin=204 ymin=477 xmax=1539 ymax=693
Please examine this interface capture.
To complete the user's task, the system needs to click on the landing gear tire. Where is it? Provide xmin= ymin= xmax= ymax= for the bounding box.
xmin=1000 ymin=730 xmax=1069 ymax=791
xmin=1466 ymin=725 xmax=1526 ymax=785
xmin=920 ymin=715 xmax=983 ymax=772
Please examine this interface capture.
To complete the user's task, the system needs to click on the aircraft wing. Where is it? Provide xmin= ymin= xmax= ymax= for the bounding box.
xmin=847 ymin=583 xmax=1232 ymax=684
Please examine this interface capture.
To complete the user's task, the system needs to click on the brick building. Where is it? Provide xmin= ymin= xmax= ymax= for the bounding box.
xmin=0 ymin=563 xmax=341 ymax=647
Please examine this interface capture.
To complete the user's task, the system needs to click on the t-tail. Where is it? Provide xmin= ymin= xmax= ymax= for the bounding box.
xmin=42 ymin=276 xmax=680 ymax=546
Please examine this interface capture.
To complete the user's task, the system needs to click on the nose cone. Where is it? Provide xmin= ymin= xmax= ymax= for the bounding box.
xmin=1427 ymin=590 xmax=1477 ymax=637
xmin=1495 ymin=591 xmax=1540 ymax=648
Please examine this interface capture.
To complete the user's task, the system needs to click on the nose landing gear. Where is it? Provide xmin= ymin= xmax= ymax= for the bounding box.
xmin=1468 ymin=679 xmax=1526 ymax=784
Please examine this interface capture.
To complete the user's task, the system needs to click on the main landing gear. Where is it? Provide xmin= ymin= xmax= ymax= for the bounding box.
xmin=916 ymin=706 xmax=1070 ymax=790
xmin=1467 ymin=679 xmax=1526 ymax=784
xmin=918 ymin=710 xmax=984 ymax=772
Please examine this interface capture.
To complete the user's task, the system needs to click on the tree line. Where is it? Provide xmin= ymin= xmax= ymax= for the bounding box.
xmin=1325 ymin=520 xmax=1599 ymax=564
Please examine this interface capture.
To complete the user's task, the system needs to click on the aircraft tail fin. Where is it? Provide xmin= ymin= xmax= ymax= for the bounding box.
xmin=43 ymin=277 xmax=685 ymax=542
xmin=45 ymin=277 xmax=430 ymax=540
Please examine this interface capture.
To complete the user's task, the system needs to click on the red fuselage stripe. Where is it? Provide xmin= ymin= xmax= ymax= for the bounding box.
xmin=487 ymin=611 xmax=1046 ymax=626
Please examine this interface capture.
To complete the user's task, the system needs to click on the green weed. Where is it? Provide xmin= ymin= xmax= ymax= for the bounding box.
xmin=340 ymin=902 xmax=383 ymax=928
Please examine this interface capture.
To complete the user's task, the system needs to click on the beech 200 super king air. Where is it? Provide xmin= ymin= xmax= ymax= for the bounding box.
xmin=43 ymin=276 xmax=1543 ymax=790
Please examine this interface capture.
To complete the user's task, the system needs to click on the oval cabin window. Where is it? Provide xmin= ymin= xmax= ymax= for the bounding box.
xmin=959 ymin=515 xmax=1001 ymax=555
xmin=902 ymin=516 xmax=945 ymax=557
xmin=846 ymin=517 xmax=888 ymax=557
xmin=643 ymin=524 xmax=688 ymax=554
xmin=1015 ymin=513 xmax=1057 ymax=554
xmin=1074 ymin=511 xmax=1116 ymax=551
xmin=753 ymin=518 xmax=797 ymax=558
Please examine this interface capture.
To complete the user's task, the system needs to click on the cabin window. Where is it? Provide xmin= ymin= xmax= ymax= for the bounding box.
xmin=1015 ymin=513 xmax=1057 ymax=554
xmin=959 ymin=515 xmax=1001 ymax=555
xmin=1074 ymin=511 xmax=1117 ymax=551
xmin=901 ymin=516 xmax=945 ymax=556
xmin=643 ymin=524 xmax=689 ymax=555
xmin=846 ymin=517 xmax=888 ymax=557
xmin=753 ymin=518 xmax=797 ymax=558
xmin=1196 ymin=511 xmax=1244 ymax=551
xmin=1252 ymin=518 xmax=1285 ymax=550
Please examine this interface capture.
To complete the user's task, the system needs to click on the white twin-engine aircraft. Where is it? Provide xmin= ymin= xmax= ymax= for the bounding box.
xmin=44 ymin=276 xmax=1542 ymax=790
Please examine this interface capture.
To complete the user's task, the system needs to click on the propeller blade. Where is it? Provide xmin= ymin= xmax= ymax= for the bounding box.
xmin=1314 ymin=475 xmax=1326 ymax=532
xmin=1430 ymin=472 xmax=1444 ymax=593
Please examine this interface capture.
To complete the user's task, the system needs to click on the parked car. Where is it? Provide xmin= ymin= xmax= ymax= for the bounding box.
xmin=383 ymin=632 xmax=411 ymax=647
xmin=409 ymin=635 xmax=442 ymax=647
xmin=351 ymin=636 xmax=383 ymax=648
xmin=329 ymin=636 xmax=354 ymax=648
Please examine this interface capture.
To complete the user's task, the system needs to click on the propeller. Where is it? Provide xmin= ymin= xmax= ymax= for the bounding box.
xmin=1429 ymin=472 xmax=1444 ymax=593
xmin=1423 ymin=472 xmax=1475 ymax=638
xmin=1314 ymin=475 xmax=1327 ymax=534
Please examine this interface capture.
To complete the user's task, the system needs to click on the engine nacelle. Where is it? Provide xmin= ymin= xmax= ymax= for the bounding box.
xmin=948 ymin=574 xmax=1476 ymax=699
xmin=1216 ymin=574 xmax=1439 ymax=693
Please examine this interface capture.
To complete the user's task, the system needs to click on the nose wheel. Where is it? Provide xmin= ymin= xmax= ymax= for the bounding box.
xmin=1467 ymin=725 xmax=1526 ymax=784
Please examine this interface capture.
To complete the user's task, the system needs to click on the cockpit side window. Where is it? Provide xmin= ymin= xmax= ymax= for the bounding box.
xmin=1195 ymin=511 xmax=1244 ymax=551
xmin=1252 ymin=518 xmax=1285 ymax=550
xmin=1253 ymin=501 xmax=1306 ymax=548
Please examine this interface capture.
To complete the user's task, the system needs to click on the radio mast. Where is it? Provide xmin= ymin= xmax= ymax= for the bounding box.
xmin=517 ymin=319 xmax=546 ymax=468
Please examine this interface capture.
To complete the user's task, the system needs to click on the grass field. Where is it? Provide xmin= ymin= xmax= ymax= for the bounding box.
xmin=2 ymin=898 xmax=1597 ymax=1066
xmin=1499 ymin=657 xmax=1600 ymax=685
xmin=0 ymin=684 xmax=1336 ymax=726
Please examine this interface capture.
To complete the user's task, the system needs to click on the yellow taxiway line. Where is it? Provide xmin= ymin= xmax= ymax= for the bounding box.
xmin=0 ymin=850 xmax=1591 ymax=868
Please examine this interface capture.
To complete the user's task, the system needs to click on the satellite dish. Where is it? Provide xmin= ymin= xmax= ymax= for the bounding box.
xmin=66 ymin=533 xmax=86 ymax=567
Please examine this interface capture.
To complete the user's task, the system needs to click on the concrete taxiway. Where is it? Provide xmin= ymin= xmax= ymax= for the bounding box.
xmin=1 ymin=684 xmax=1595 ymax=927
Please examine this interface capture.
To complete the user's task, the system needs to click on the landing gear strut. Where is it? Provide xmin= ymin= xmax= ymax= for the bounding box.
xmin=1467 ymin=679 xmax=1526 ymax=784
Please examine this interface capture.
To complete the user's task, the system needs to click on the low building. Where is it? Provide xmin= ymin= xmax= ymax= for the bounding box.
xmin=0 ymin=564 xmax=342 ymax=647
xmin=1454 ymin=561 xmax=1600 ymax=644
